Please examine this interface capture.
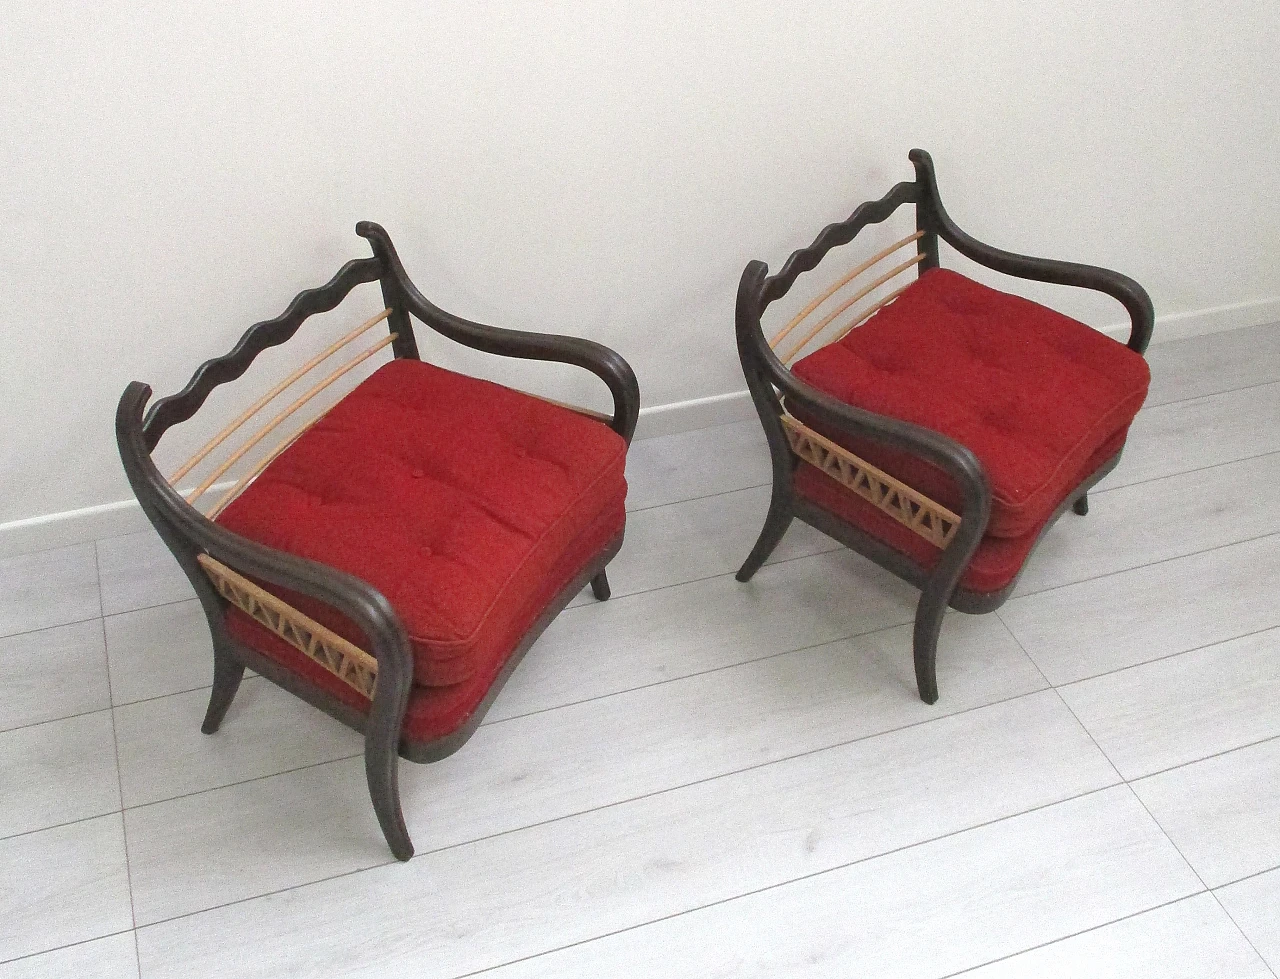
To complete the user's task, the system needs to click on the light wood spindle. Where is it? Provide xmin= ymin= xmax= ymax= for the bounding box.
xmin=204 ymin=417 xmax=321 ymax=519
xmin=170 ymin=309 xmax=391 ymax=484
xmin=780 ymin=253 xmax=924 ymax=363
xmin=185 ymin=334 xmax=397 ymax=504
xmin=768 ymin=231 xmax=924 ymax=351
xmin=826 ymin=283 xmax=910 ymax=345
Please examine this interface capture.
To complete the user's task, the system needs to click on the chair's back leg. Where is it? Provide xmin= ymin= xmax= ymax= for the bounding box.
xmin=736 ymin=477 xmax=795 ymax=583
xmin=590 ymin=570 xmax=611 ymax=601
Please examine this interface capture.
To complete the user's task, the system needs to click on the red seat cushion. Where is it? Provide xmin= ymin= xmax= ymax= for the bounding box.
xmin=225 ymin=497 xmax=623 ymax=743
xmin=217 ymin=358 xmax=628 ymax=700
xmin=791 ymin=268 xmax=1150 ymax=538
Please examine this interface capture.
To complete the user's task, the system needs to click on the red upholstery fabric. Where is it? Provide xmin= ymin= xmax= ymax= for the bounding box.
xmin=217 ymin=357 xmax=628 ymax=698
xmin=225 ymin=497 xmax=624 ymax=743
xmin=791 ymin=268 xmax=1150 ymax=538
xmin=794 ymin=431 xmax=1122 ymax=594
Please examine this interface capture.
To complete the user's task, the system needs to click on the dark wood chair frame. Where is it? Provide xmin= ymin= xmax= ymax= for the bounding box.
xmin=116 ymin=222 xmax=640 ymax=860
xmin=735 ymin=149 xmax=1153 ymax=705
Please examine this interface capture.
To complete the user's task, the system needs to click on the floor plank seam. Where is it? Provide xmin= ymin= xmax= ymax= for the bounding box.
xmin=1126 ymin=729 xmax=1280 ymax=783
xmin=0 ymin=928 xmax=138 ymax=970
xmin=448 ymin=782 xmax=1132 ymax=979
xmin=1210 ymin=891 xmax=1279 ymax=977
xmin=132 ymin=856 xmax=400 ymax=935
xmin=625 ymin=478 xmax=772 ymax=515
xmin=935 ymin=891 xmax=1213 ymax=979
xmin=1091 ymin=445 xmax=1280 ymax=500
xmin=0 ymin=702 xmax=116 ymax=741
xmin=130 ymin=686 xmax=1095 ymax=933
xmin=1010 ymin=529 xmax=1280 ymax=604
xmin=0 ymin=612 xmax=105 ymax=644
xmin=1040 ymin=623 xmax=1280 ymax=691
xmin=98 ymin=529 xmax=142 ymax=941
xmin=121 ymin=750 xmax=365 ymax=814
xmin=1146 ymin=374 xmax=1280 ymax=412
xmin=1212 ymin=861 xmax=1280 ymax=892
xmin=994 ymin=613 xmax=1127 ymax=789
xmin=100 ymin=538 xmax=146 ymax=979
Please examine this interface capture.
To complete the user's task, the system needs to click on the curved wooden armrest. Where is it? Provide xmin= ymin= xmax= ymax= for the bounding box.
xmin=909 ymin=149 xmax=1154 ymax=354
xmin=356 ymin=222 xmax=641 ymax=444
xmin=118 ymin=382 xmax=416 ymax=713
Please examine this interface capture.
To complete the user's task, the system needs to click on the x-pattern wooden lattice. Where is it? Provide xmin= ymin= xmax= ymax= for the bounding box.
xmin=780 ymin=414 xmax=961 ymax=548
xmin=198 ymin=554 xmax=379 ymax=698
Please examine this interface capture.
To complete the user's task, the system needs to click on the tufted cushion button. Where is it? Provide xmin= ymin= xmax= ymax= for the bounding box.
xmin=514 ymin=446 xmax=527 ymax=458
xmin=411 ymin=467 xmax=425 ymax=478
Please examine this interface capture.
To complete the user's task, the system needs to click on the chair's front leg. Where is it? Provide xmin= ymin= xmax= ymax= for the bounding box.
xmin=909 ymin=448 xmax=991 ymax=705
xmin=363 ymin=620 xmax=416 ymax=862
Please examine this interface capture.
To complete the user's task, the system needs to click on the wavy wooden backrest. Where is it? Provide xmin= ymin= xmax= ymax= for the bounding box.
xmin=124 ymin=253 xmax=411 ymax=694
xmin=761 ymin=180 xmax=932 ymax=364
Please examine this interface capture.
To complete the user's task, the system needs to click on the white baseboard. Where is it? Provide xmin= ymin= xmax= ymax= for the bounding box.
xmin=633 ymin=390 xmax=756 ymax=440
xmin=0 ymin=482 xmax=234 ymax=560
xmin=1101 ymin=295 xmax=1280 ymax=345
xmin=5 ymin=296 xmax=1277 ymax=559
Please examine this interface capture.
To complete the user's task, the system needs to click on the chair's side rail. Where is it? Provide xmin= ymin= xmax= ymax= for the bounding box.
xmin=356 ymin=221 xmax=641 ymax=444
xmin=200 ymin=554 xmax=379 ymax=698
xmin=779 ymin=414 xmax=960 ymax=548
xmin=142 ymin=256 xmax=385 ymax=449
xmin=909 ymin=149 xmax=1154 ymax=354
xmin=118 ymin=382 xmax=415 ymax=720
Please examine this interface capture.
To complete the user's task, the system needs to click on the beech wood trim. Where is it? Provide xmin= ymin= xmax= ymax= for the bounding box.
xmin=186 ymin=333 xmax=397 ymax=503
xmin=204 ymin=417 xmax=321 ymax=519
xmin=198 ymin=554 xmax=379 ymax=697
xmin=170 ymin=309 xmax=392 ymax=483
xmin=780 ymin=253 xmax=925 ymax=363
xmin=768 ymin=230 xmax=923 ymax=351
xmin=780 ymin=413 xmax=960 ymax=548
xmin=827 ymin=283 xmax=910 ymax=344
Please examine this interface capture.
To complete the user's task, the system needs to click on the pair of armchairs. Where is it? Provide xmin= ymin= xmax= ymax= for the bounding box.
xmin=117 ymin=151 xmax=1151 ymax=860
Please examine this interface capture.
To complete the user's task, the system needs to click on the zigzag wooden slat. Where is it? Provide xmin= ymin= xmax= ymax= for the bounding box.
xmin=197 ymin=554 xmax=379 ymax=698
xmin=780 ymin=414 xmax=960 ymax=548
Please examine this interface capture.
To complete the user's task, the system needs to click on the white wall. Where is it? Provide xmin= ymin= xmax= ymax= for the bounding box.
xmin=3 ymin=0 xmax=1278 ymax=531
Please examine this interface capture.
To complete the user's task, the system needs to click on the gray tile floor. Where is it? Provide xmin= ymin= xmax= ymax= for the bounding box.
xmin=2 ymin=322 xmax=1279 ymax=977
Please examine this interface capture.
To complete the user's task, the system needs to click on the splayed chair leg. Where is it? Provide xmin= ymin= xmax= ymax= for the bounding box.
xmin=201 ymin=643 xmax=245 ymax=734
xmin=590 ymin=570 xmax=611 ymax=601
xmin=365 ymin=728 xmax=413 ymax=861
xmin=912 ymin=586 xmax=949 ymax=706
xmin=736 ymin=488 xmax=794 ymax=583
xmin=1073 ymin=492 xmax=1089 ymax=516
